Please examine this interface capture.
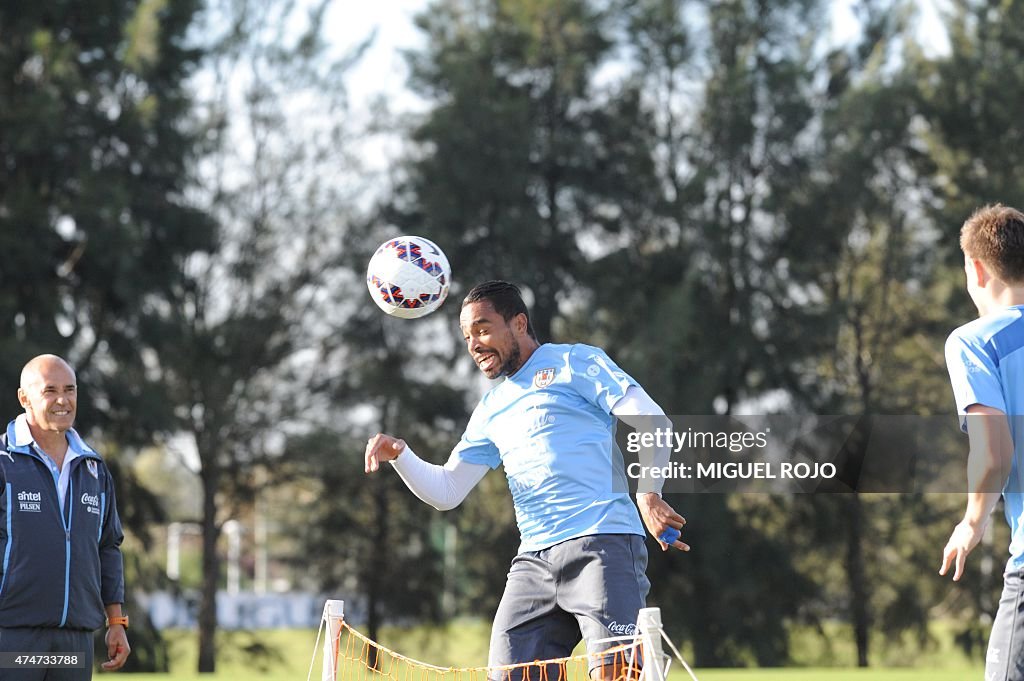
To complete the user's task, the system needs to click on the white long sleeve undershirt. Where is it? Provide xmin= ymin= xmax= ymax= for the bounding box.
xmin=613 ymin=386 xmax=673 ymax=496
xmin=389 ymin=384 xmax=672 ymax=510
xmin=389 ymin=441 xmax=489 ymax=510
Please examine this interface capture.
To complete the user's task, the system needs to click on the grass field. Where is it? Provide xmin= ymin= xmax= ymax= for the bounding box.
xmin=106 ymin=624 xmax=983 ymax=681
xmin=111 ymin=666 xmax=985 ymax=681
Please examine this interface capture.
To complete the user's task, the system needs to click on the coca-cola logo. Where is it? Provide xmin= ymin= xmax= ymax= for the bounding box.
xmin=607 ymin=621 xmax=637 ymax=636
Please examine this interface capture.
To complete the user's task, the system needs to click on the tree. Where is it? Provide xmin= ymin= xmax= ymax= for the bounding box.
xmin=579 ymin=0 xmax=829 ymax=665
xmin=298 ymin=289 xmax=467 ymax=656
xmin=392 ymin=0 xmax=659 ymax=338
xmin=0 ymin=1 xmax=212 ymax=671
xmin=141 ymin=0 xmax=367 ymax=670
xmin=367 ymin=0 xmax=1013 ymax=666
xmin=388 ymin=0 xmax=668 ymax=622
xmin=0 ymin=0 xmax=213 ymax=433
xmin=912 ymin=0 xmax=1024 ymax=657
xmin=768 ymin=1 xmax=974 ymax=666
xmin=389 ymin=0 xmax=831 ymax=664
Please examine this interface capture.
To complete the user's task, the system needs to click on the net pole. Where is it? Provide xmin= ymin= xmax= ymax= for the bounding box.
xmin=321 ymin=600 xmax=346 ymax=681
xmin=637 ymin=608 xmax=666 ymax=681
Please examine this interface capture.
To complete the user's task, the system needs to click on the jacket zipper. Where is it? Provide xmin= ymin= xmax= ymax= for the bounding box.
xmin=60 ymin=475 xmax=73 ymax=627
xmin=28 ymin=446 xmax=79 ymax=628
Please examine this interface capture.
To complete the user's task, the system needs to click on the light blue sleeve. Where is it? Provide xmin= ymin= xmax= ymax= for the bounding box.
xmin=451 ymin=402 xmax=501 ymax=469
xmin=568 ymin=344 xmax=638 ymax=414
xmin=945 ymin=331 xmax=1006 ymax=431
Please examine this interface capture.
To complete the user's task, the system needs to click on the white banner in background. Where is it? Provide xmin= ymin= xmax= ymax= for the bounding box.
xmin=139 ymin=591 xmax=338 ymax=629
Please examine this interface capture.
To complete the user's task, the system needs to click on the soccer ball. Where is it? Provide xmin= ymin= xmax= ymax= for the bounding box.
xmin=366 ymin=236 xmax=451 ymax=319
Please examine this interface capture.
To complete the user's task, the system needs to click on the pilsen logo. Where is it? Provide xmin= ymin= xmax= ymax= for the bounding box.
xmin=533 ymin=368 xmax=556 ymax=388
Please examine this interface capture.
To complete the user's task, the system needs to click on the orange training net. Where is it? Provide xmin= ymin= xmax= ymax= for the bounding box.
xmin=325 ymin=621 xmax=644 ymax=681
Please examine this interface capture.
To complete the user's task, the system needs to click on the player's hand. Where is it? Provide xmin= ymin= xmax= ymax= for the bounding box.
xmin=939 ymin=519 xmax=987 ymax=582
xmin=101 ymin=625 xmax=130 ymax=671
xmin=364 ymin=433 xmax=406 ymax=473
xmin=637 ymin=493 xmax=689 ymax=552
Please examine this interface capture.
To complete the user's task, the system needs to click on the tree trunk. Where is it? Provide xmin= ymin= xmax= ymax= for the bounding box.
xmin=198 ymin=462 xmax=221 ymax=673
xmin=366 ymin=482 xmax=388 ymax=670
xmin=846 ymin=493 xmax=869 ymax=667
xmin=365 ymin=392 xmax=395 ymax=670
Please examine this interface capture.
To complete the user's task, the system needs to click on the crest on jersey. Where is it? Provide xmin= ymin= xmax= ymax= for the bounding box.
xmin=533 ymin=368 xmax=555 ymax=388
xmin=86 ymin=459 xmax=99 ymax=479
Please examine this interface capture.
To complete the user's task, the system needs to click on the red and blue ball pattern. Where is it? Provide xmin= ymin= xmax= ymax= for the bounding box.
xmin=366 ymin=236 xmax=451 ymax=318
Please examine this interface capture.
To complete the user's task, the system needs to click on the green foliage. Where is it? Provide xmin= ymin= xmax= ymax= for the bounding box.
xmin=126 ymin=0 xmax=371 ymax=670
xmin=0 ymin=0 xmax=210 ymax=671
xmin=394 ymin=0 xmax=654 ymax=339
xmin=8 ymin=0 xmax=1024 ymax=672
xmin=385 ymin=0 xmax=1016 ymax=669
xmin=294 ymin=429 xmax=449 ymax=629
xmin=648 ymin=494 xmax=815 ymax=667
xmin=294 ymin=213 xmax=474 ymax=638
xmin=0 ymin=0 xmax=214 ymax=438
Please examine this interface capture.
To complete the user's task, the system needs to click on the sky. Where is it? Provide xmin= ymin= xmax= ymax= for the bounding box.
xmin=327 ymin=0 xmax=950 ymax=175
xmin=327 ymin=0 xmax=428 ymax=115
xmin=331 ymin=0 xmax=950 ymax=101
xmin=312 ymin=0 xmax=952 ymax=230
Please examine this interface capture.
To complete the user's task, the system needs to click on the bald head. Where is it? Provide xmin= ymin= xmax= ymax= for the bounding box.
xmin=20 ymin=354 xmax=75 ymax=391
xmin=18 ymin=354 xmax=78 ymax=435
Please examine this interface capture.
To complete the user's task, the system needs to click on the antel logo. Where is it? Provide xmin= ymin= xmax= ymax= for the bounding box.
xmin=18 ymin=490 xmax=42 ymax=512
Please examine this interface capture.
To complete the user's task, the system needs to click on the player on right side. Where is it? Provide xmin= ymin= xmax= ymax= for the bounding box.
xmin=940 ymin=204 xmax=1024 ymax=680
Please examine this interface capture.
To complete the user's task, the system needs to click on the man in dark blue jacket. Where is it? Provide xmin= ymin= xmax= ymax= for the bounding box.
xmin=0 ymin=354 xmax=130 ymax=679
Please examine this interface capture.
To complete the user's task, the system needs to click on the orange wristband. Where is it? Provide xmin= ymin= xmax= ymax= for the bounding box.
xmin=106 ymin=615 xmax=129 ymax=629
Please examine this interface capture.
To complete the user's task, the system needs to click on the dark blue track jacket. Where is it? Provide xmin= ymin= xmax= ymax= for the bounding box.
xmin=0 ymin=417 xmax=125 ymax=630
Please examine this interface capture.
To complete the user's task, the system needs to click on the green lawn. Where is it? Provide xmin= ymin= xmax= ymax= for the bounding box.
xmin=107 ymin=624 xmax=982 ymax=681
xmin=112 ymin=666 xmax=983 ymax=681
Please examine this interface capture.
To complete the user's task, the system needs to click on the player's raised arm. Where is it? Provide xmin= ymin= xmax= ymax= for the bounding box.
xmin=364 ymin=433 xmax=488 ymax=511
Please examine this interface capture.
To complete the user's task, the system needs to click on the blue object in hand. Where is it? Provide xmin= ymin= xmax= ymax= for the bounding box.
xmin=658 ymin=527 xmax=680 ymax=545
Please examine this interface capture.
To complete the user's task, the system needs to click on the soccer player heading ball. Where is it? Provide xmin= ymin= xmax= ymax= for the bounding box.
xmin=365 ymin=280 xmax=686 ymax=680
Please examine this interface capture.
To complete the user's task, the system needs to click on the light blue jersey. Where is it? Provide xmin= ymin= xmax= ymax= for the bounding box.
xmin=946 ymin=305 xmax=1024 ymax=570
xmin=453 ymin=343 xmax=645 ymax=552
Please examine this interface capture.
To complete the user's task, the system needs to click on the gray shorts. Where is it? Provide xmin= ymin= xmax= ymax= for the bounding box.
xmin=988 ymin=568 xmax=1024 ymax=681
xmin=488 ymin=533 xmax=650 ymax=679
